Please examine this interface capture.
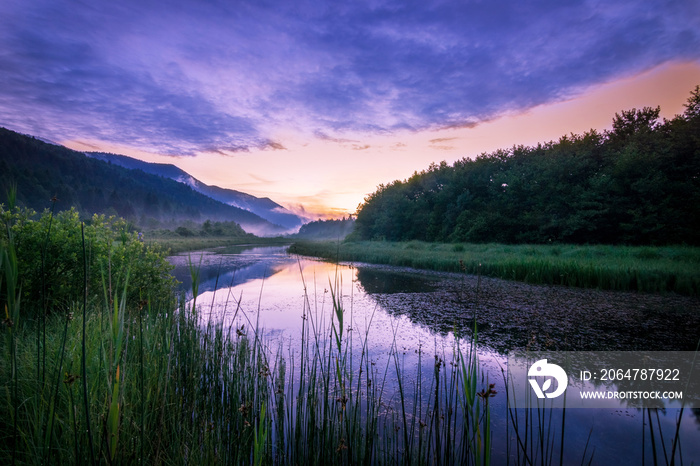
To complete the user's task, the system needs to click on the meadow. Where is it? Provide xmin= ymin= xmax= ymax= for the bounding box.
xmin=289 ymin=240 xmax=700 ymax=296
xmin=145 ymin=234 xmax=290 ymax=254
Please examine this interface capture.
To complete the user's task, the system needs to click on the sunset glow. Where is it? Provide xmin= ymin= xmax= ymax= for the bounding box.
xmin=64 ymin=62 xmax=700 ymax=217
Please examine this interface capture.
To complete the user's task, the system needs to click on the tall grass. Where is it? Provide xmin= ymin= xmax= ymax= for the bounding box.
xmin=0 ymin=233 xmax=497 ymax=464
xmin=289 ymin=240 xmax=700 ymax=295
xmin=1 ymin=220 xmax=694 ymax=464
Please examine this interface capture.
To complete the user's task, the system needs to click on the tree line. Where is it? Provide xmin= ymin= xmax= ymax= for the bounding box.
xmin=293 ymin=217 xmax=355 ymax=240
xmin=352 ymin=86 xmax=700 ymax=245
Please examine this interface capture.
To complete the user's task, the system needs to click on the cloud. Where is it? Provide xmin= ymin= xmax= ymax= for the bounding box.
xmin=1 ymin=0 xmax=698 ymax=155
xmin=430 ymin=136 xmax=458 ymax=150
xmin=259 ymin=141 xmax=287 ymax=151
xmin=430 ymin=137 xmax=458 ymax=144
xmin=0 ymin=25 xmax=259 ymax=154
xmin=314 ymin=131 xmax=359 ymax=144
xmin=206 ymin=146 xmax=251 ymax=156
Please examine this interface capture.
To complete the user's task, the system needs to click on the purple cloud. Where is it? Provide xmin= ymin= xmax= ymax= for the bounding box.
xmin=1 ymin=0 xmax=698 ymax=154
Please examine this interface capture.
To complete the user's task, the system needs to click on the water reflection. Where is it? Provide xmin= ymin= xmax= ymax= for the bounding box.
xmin=168 ymin=247 xmax=700 ymax=464
xmin=170 ymin=245 xmax=296 ymax=297
xmin=356 ymin=267 xmax=438 ymax=294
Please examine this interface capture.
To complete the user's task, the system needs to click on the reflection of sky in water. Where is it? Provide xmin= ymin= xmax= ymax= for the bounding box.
xmin=170 ymin=246 xmax=294 ymax=297
xmin=169 ymin=247 xmax=700 ymax=464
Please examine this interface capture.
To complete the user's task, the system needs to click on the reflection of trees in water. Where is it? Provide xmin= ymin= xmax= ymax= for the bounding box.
xmin=355 ymin=267 xmax=485 ymax=338
xmin=694 ymin=408 xmax=700 ymax=428
xmin=355 ymin=265 xmax=700 ymax=353
xmin=173 ymin=260 xmax=258 ymax=295
xmin=356 ymin=268 xmax=437 ymax=294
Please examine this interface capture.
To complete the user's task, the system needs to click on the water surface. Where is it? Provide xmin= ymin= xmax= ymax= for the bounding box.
xmin=169 ymin=245 xmax=700 ymax=464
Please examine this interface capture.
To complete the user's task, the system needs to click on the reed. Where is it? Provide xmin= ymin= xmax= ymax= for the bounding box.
xmin=0 ymin=215 xmax=694 ymax=464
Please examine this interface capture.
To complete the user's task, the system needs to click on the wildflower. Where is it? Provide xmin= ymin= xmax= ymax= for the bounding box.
xmin=477 ymin=383 xmax=498 ymax=401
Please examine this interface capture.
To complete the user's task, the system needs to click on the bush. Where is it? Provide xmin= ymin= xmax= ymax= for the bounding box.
xmin=175 ymin=226 xmax=196 ymax=237
xmin=1 ymin=205 xmax=175 ymax=314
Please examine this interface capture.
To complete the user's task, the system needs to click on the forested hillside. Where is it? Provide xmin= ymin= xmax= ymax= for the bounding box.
xmin=353 ymin=86 xmax=700 ymax=245
xmin=88 ymin=152 xmax=303 ymax=229
xmin=0 ymin=128 xmax=284 ymax=235
xmin=293 ymin=217 xmax=355 ymax=240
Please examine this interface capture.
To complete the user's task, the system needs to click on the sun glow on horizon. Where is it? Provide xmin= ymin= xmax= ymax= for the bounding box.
xmin=62 ymin=61 xmax=700 ymax=219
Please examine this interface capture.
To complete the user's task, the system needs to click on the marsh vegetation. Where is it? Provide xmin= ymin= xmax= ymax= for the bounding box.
xmin=290 ymin=240 xmax=700 ymax=296
xmin=2 ymin=203 xmax=697 ymax=464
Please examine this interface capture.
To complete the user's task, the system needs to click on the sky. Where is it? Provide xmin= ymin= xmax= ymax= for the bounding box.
xmin=1 ymin=0 xmax=699 ymax=218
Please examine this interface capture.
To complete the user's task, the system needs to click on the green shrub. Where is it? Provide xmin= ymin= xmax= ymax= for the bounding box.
xmin=175 ymin=226 xmax=196 ymax=237
xmin=0 ymin=205 xmax=175 ymax=314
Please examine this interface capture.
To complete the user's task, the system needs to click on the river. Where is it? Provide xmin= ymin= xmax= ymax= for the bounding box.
xmin=168 ymin=245 xmax=700 ymax=464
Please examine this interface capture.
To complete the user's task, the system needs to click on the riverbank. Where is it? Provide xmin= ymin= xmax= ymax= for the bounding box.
xmin=146 ymin=234 xmax=291 ymax=254
xmin=288 ymin=240 xmax=700 ymax=296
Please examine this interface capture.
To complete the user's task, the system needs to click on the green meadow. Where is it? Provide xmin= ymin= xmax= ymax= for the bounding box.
xmin=289 ymin=240 xmax=700 ymax=296
xmin=145 ymin=234 xmax=290 ymax=254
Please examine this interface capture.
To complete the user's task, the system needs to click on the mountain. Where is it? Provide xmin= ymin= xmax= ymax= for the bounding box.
xmin=87 ymin=152 xmax=304 ymax=230
xmin=0 ymin=127 xmax=286 ymax=236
